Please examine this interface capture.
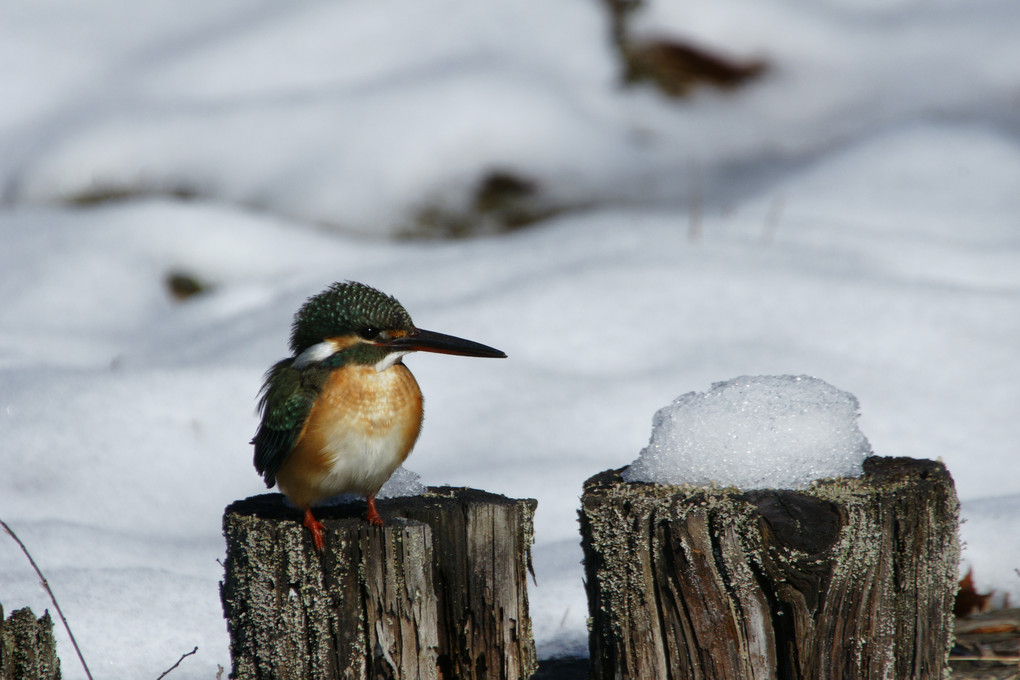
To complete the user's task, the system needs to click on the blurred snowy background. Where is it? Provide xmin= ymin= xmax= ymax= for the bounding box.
xmin=1 ymin=0 xmax=1019 ymax=677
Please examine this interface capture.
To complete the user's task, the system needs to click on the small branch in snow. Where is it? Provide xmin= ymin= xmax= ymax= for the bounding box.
xmin=0 ymin=517 xmax=95 ymax=680
xmin=155 ymin=645 xmax=198 ymax=679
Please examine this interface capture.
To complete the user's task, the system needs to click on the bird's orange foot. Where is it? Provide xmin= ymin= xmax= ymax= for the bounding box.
xmin=303 ymin=507 xmax=325 ymax=551
xmin=365 ymin=496 xmax=385 ymax=527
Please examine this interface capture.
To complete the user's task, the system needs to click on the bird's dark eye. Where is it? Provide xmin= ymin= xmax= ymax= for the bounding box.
xmin=359 ymin=327 xmax=379 ymax=340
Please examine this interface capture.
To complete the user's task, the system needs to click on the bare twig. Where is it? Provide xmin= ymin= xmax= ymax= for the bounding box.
xmin=1 ymin=517 xmax=95 ymax=680
xmin=155 ymin=646 xmax=198 ymax=680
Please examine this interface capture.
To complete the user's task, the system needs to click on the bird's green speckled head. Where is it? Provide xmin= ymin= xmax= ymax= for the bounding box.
xmin=289 ymin=281 xmax=413 ymax=355
xmin=285 ymin=280 xmax=505 ymax=371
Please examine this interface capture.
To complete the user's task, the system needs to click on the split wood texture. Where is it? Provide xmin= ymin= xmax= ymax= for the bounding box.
xmin=0 ymin=606 xmax=60 ymax=680
xmin=579 ymin=456 xmax=960 ymax=680
xmin=222 ymin=488 xmax=537 ymax=680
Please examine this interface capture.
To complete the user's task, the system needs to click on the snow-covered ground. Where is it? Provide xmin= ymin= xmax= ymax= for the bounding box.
xmin=1 ymin=0 xmax=1018 ymax=677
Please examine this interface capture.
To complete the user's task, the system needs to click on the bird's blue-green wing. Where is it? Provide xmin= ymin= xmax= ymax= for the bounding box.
xmin=251 ymin=359 xmax=318 ymax=487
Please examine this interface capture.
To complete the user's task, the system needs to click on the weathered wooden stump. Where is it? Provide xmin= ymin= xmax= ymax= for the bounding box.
xmin=0 ymin=606 xmax=60 ymax=680
xmin=222 ymin=488 xmax=537 ymax=680
xmin=579 ymin=456 xmax=960 ymax=680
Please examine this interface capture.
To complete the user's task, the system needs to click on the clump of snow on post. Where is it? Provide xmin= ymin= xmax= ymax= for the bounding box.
xmin=623 ymin=375 xmax=872 ymax=490
xmin=377 ymin=466 xmax=427 ymax=498
xmin=313 ymin=466 xmax=426 ymax=507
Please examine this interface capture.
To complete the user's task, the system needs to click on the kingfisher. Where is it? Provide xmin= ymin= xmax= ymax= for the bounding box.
xmin=252 ymin=281 xmax=506 ymax=550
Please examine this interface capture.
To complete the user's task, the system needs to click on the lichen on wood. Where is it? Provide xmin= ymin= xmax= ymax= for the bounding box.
xmin=580 ymin=456 xmax=960 ymax=680
xmin=222 ymin=487 xmax=537 ymax=680
xmin=0 ymin=606 xmax=61 ymax=680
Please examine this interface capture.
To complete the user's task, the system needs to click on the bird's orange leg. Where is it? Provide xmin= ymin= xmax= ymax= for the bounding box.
xmin=303 ymin=507 xmax=325 ymax=551
xmin=365 ymin=496 xmax=385 ymax=527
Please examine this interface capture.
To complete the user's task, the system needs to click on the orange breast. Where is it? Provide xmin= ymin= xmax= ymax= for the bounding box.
xmin=276 ymin=363 xmax=423 ymax=507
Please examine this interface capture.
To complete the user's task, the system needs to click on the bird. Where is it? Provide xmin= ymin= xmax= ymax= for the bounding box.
xmin=252 ymin=281 xmax=506 ymax=550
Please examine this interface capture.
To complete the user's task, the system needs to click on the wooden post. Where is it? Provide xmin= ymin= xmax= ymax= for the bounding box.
xmin=579 ymin=456 xmax=960 ymax=680
xmin=222 ymin=488 xmax=537 ymax=680
xmin=0 ymin=606 xmax=60 ymax=680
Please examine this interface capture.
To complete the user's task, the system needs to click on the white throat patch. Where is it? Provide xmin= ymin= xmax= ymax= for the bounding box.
xmin=375 ymin=351 xmax=409 ymax=372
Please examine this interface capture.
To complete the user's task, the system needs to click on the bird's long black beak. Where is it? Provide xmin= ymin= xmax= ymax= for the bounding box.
xmin=387 ymin=328 xmax=506 ymax=358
